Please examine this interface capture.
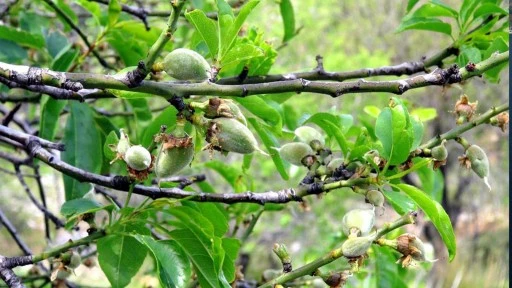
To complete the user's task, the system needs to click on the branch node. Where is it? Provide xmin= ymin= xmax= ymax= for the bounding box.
xmin=61 ymin=79 xmax=84 ymax=92
xmin=125 ymin=61 xmax=148 ymax=87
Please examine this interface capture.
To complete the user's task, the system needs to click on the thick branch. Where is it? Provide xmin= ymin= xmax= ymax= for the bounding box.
xmin=0 ymin=125 xmax=65 ymax=151
xmin=0 ymin=51 xmax=507 ymax=99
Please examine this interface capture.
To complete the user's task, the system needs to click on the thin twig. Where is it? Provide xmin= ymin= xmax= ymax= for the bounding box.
xmin=40 ymin=0 xmax=113 ymax=70
xmin=33 ymin=166 xmax=51 ymax=240
xmin=1 ymin=103 xmax=22 ymax=126
xmin=13 ymin=165 xmax=65 ymax=228
xmin=0 ymin=207 xmax=32 ymax=255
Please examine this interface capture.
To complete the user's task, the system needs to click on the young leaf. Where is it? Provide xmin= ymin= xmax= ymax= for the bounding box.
xmin=396 ymin=17 xmax=452 ymax=36
xmin=0 ymin=25 xmax=45 ymax=49
xmin=395 ymin=183 xmax=456 ymax=261
xmin=185 ymin=10 xmax=219 ymax=58
xmin=39 ymin=96 xmax=66 ymax=142
xmin=279 ymin=0 xmax=296 ymax=43
xmin=411 ymin=2 xmax=458 ymax=18
xmin=406 ymin=0 xmax=421 ymax=13
xmin=62 ymin=102 xmax=103 ymax=200
xmin=456 ymin=46 xmax=481 ymax=68
xmin=459 ymin=0 xmax=480 ymax=27
xmin=133 ymin=236 xmax=191 ymax=288
xmin=482 ymin=36 xmax=509 ymax=82
xmin=220 ymin=43 xmax=264 ymax=68
xmin=60 ymin=198 xmax=103 ymax=218
xmin=375 ymin=105 xmax=413 ymax=165
xmin=472 ymin=3 xmax=507 ymax=21
xmin=107 ymin=0 xmax=122 ymax=28
xmin=410 ymin=107 xmax=437 ymax=122
xmin=409 ymin=115 xmax=424 ymax=151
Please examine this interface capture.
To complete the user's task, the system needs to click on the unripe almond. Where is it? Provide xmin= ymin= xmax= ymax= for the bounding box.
xmin=341 ymin=235 xmax=375 ymax=258
xmin=163 ymin=48 xmax=211 ymax=81
xmin=124 ymin=145 xmax=151 ymax=171
xmin=466 ymin=145 xmax=489 ymax=178
xmin=294 ymin=126 xmax=325 ymax=146
xmin=204 ymin=98 xmax=247 ymax=126
xmin=206 ymin=117 xmax=265 ymax=154
xmin=155 ymin=135 xmax=194 ymax=178
xmin=341 ymin=208 xmax=375 ymax=237
xmin=431 ymin=139 xmax=448 ymax=161
xmin=366 ymin=190 xmax=384 ymax=207
xmin=278 ymin=142 xmax=315 ymax=166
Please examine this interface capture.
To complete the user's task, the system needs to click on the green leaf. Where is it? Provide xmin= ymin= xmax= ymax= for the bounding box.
xmin=75 ymin=0 xmax=102 ymax=25
xmin=0 ymin=40 xmax=27 ymax=63
xmin=364 ymin=105 xmax=381 ymax=118
xmin=375 ymin=105 xmax=413 ymax=165
xmin=248 ymin=118 xmax=289 ymax=180
xmin=411 ymin=2 xmax=458 ymax=18
xmin=221 ymin=238 xmax=240 ymax=282
xmin=460 ymin=0 xmax=480 ymax=27
xmin=472 ymin=3 xmax=507 ymax=20
xmin=409 ymin=115 xmax=424 ymax=151
xmin=406 ymin=0 xmax=421 ymax=13
xmin=234 ymin=96 xmax=282 ymax=133
xmin=219 ymin=0 xmax=260 ymax=60
xmin=396 ymin=17 xmax=452 ymax=36
xmin=60 ymin=198 xmax=103 ymax=217
xmin=220 ymin=43 xmax=264 ymax=68
xmin=133 ymin=236 xmax=191 ymax=288
xmin=141 ymin=106 xmax=178 ymax=147
xmin=372 ymin=246 xmax=408 ymax=288
xmin=97 ymin=232 xmax=148 ymax=288
xmin=0 ymin=25 xmax=45 ymax=49
xmin=183 ymin=202 xmax=229 ymax=237
xmin=396 ymin=183 xmax=456 ymax=261
xmin=482 ymin=36 xmax=509 ymax=82
xmin=45 ymin=30 xmax=69 ymax=59
xmin=39 ymin=96 xmax=66 ymax=142
xmin=108 ymin=0 xmax=122 ymax=28
xmin=415 ymin=158 xmax=444 ymax=203
xmin=279 ymin=0 xmax=296 ymax=42
xmin=52 ymin=48 xmax=79 ymax=72
xmin=456 ymin=46 xmax=481 ymax=67
xmin=126 ymin=99 xmax=153 ymax=142
xmin=103 ymin=130 xmax=119 ymax=161
xmin=62 ymin=102 xmax=103 ymax=200
xmin=383 ymin=189 xmax=416 ymax=215
xmin=319 ymin=119 xmax=349 ymax=157
xmin=185 ymin=10 xmax=219 ymax=58
xmin=170 ymin=229 xmax=230 ymax=288
xmin=410 ymin=107 xmax=437 ymax=122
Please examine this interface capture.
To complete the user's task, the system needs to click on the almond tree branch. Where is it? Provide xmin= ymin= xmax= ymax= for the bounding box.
xmin=125 ymin=0 xmax=187 ymax=86
xmin=0 ymin=51 xmax=507 ymax=100
xmin=258 ymin=212 xmax=418 ymax=288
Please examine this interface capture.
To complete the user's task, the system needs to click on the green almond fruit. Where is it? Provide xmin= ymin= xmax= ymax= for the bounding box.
xmin=124 ymin=145 xmax=152 ymax=171
xmin=466 ymin=145 xmax=489 ymax=178
xmin=366 ymin=190 xmax=384 ymax=207
xmin=279 ymin=142 xmax=314 ymax=166
xmin=294 ymin=126 xmax=325 ymax=146
xmin=341 ymin=235 xmax=375 ymax=258
xmin=163 ymin=48 xmax=211 ymax=81
xmin=431 ymin=139 xmax=448 ymax=161
xmin=207 ymin=117 xmax=266 ymax=155
xmin=155 ymin=137 xmax=195 ymax=178
xmin=341 ymin=208 xmax=375 ymax=237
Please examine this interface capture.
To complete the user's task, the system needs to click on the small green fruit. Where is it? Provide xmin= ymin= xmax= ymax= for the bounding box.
xmin=206 ymin=117 xmax=265 ymax=154
xmin=431 ymin=139 xmax=448 ymax=161
xmin=124 ymin=145 xmax=152 ymax=171
xmin=55 ymin=269 xmax=72 ymax=280
xmin=366 ymin=190 xmax=384 ymax=207
xmin=326 ymin=157 xmax=344 ymax=174
xmin=294 ymin=126 xmax=325 ymax=146
xmin=466 ymin=145 xmax=489 ymax=178
xmin=279 ymin=142 xmax=314 ymax=166
xmin=155 ymin=136 xmax=194 ymax=178
xmin=341 ymin=208 xmax=375 ymax=237
xmin=341 ymin=235 xmax=375 ymax=258
xmin=163 ymin=48 xmax=210 ymax=81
